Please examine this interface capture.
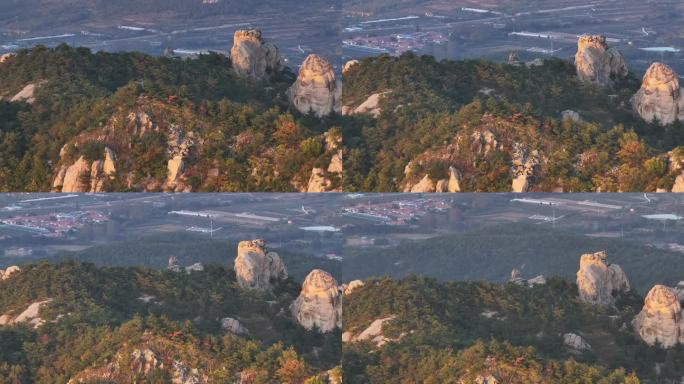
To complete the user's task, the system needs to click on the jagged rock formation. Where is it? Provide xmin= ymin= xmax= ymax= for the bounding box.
xmin=53 ymin=147 xmax=117 ymax=193
xmin=68 ymin=341 xmax=207 ymax=384
xmin=0 ymin=265 xmax=20 ymax=280
xmin=563 ymin=333 xmax=592 ymax=352
xmin=51 ymin=101 xmax=200 ymax=192
xmin=0 ymin=299 xmax=52 ymax=328
xmin=288 ymin=54 xmax=341 ymax=117
xmin=631 ymin=62 xmax=684 ymax=126
xmin=403 ymin=164 xmax=462 ymax=193
xmin=342 ymin=60 xmax=359 ymax=74
xmin=633 ymin=285 xmax=684 ymax=348
xmin=230 ymin=29 xmax=282 ymax=79
xmin=234 ymin=240 xmax=287 ymax=291
xmin=221 ymin=317 xmax=248 ymax=335
xmin=342 ymin=316 xmax=397 ymax=347
xmin=575 ymin=35 xmax=627 ymax=86
xmin=291 ymin=269 xmax=342 ymax=333
xmin=342 ymin=280 xmax=364 ymax=296
xmin=167 ymin=256 xmax=181 ymax=272
xmin=511 ymin=143 xmax=539 ymax=193
xmin=577 ymin=251 xmax=630 ymax=307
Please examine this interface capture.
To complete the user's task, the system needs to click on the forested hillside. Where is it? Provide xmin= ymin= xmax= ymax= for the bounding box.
xmin=342 ymin=53 xmax=684 ymax=192
xmin=0 ymin=261 xmax=341 ymax=383
xmin=0 ymin=45 xmax=342 ymax=192
xmin=343 ymin=276 xmax=678 ymax=383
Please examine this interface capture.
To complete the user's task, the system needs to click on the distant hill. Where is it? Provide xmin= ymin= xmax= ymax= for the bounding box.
xmin=59 ymin=231 xmax=342 ymax=282
xmin=343 ymin=276 xmax=671 ymax=383
xmin=343 ymin=223 xmax=684 ymax=293
xmin=0 ymin=261 xmax=341 ymax=383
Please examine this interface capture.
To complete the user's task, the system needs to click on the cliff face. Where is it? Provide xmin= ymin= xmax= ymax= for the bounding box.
xmin=234 ymin=239 xmax=287 ymax=291
xmin=288 ymin=54 xmax=341 ymax=117
xmin=576 ymin=251 xmax=630 ymax=307
xmin=633 ymin=285 xmax=684 ymax=348
xmin=51 ymin=100 xmax=200 ymax=193
xmin=631 ymin=62 xmax=684 ymax=126
xmin=230 ymin=29 xmax=282 ymax=79
xmin=575 ymin=35 xmax=627 ymax=86
xmin=291 ymin=269 xmax=342 ymax=333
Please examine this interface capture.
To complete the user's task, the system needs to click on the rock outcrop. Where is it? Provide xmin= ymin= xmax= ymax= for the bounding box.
xmin=673 ymin=173 xmax=684 ymax=193
xmin=288 ymin=54 xmax=341 ymax=117
xmin=563 ymin=333 xmax=592 ymax=352
xmin=230 ymin=29 xmax=282 ymax=79
xmin=342 ymin=91 xmax=390 ymax=118
xmin=342 ymin=280 xmax=364 ymax=296
xmin=631 ymin=62 xmax=684 ymax=126
xmin=511 ymin=143 xmax=540 ymax=193
xmin=291 ymin=269 xmax=342 ymax=333
xmin=234 ymin=240 xmax=287 ymax=291
xmin=53 ymin=147 xmax=117 ymax=193
xmin=68 ymin=342 xmax=207 ymax=384
xmin=509 ymin=269 xmax=547 ymax=287
xmin=0 ymin=299 xmax=52 ymax=328
xmin=575 ymin=35 xmax=627 ymax=86
xmin=221 ymin=317 xmax=249 ymax=335
xmin=576 ymin=251 xmax=630 ymax=307
xmin=633 ymin=285 xmax=684 ymax=348
xmin=342 ymin=316 xmax=397 ymax=347
xmin=0 ymin=265 xmax=20 ymax=280
xmin=403 ymin=165 xmax=462 ymax=193
xmin=305 ymin=131 xmax=343 ymax=192
xmin=0 ymin=53 xmax=15 ymax=63
xmin=342 ymin=60 xmax=359 ymax=74
xmin=10 ymin=82 xmax=42 ymax=104
xmin=164 ymin=125 xmax=194 ymax=191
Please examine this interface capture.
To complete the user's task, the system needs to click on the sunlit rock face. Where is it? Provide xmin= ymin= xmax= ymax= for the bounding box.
xmin=234 ymin=240 xmax=287 ymax=291
xmin=633 ymin=285 xmax=684 ymax=348
xmin=576 ymin=251 xmax=630 ymax=307
xmin=631 ymin=62 xmax=684 ymax=126
xmin=291 ymin=269 xmax=342 ymax=333
xmin=52 ymin=147 xmax=117 ymax=193
xmin=575 ymin=35 xmax=627 ymax=86
xmin=288 ymin=54 xmax=341 ymax=117
xmin=230 ymin=29 xmax=282 ymax=79
xmin=342 ymin=60 xmax=359 ymax=74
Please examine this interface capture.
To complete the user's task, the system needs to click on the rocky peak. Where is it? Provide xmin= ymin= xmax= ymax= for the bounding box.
xmin=575 ymin=35 xmax=627 ymax=86
xmin=288 ymin=54 xmax=341 ymax=117
xmin=631 ymin=62 xmax=684 ymax=126
xmin=633 ymin=285 xmax=684 ymax=348
xmin=234 ymin=239 xmax=287 ymax=291
xmin=291 ymin=269 xmax=342 ymax=333
xmin=230 ymin=29 xmax=282 ymax=79
xmin=576 ymin=251 xmax=630 ymax=307
xmin=511 ymin=143 xmax=540 ymax=193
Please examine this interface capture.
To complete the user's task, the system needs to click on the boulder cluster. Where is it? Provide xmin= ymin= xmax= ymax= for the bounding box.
xmin=232 ymin=239 xmax=344 ymax=333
